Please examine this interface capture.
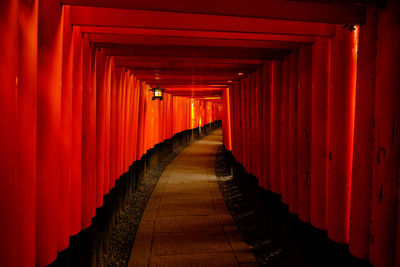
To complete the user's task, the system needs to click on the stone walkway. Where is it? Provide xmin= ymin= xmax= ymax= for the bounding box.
xmin=128 ymin=129 xmax=258 ymax=267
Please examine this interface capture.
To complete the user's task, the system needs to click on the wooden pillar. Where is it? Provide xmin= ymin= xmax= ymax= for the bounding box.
xmin=369 ymin=0 xmax=400 ymax=266
xmin=328 ymin=25 xmax=357 ymax=244
xmin=311 ymin=37 xmax=330 ymax=230
xmin=255 ymin=66 xmax=263 ymax=183
xmin=59 ymin=4 xmax=73 ymax=251
xmin=349 ymin=8 xmax=377 ymax=260
xmin=70 ymin=25 xmax=83 ymax=236
xmin=103 ymin=56 xmax=111 ymax=194
xmin=297 ymin=44 xmax=312 ymax=223
xmin=262 ymin=61 xmax=273 ymax=190
xmin=17 ymin=0 xmax=38 ymax=265
xmin=36 ymin=0 xmax=63 ymax=264
xmin=81 ymin=36 xmax=95 ymax=229
xmin=0 ymin=0 xmax=18 ymax=265
xmin=288 ymin=52 xmax=299 ymax=214
xmin=271 ymin=61 xmax=282 ymax=193
xmin=281 ymin=56 xmax=290 ymax=204
xmin=96 ymin=48 xmax=105 ymax=207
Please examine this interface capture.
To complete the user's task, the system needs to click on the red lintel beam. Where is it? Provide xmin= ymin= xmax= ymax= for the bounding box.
xmin=88 ymin=33 xmax=300 ymax=50
xmin=166 ymin=90 xmax=222 ymax=95
xmin=119 ymin=62 xmax=258 ymax=72
xmin=80 ymin=26 xmax=316 ymax=43
xmin=66 ymin=1 xmax=365 ymax=24
xmin=116 ymin=56 xmax=262 ymax=65
xmin=71 ymin=7 xmax=336 ymax=36
xmin=124 ymin=70 xmax=249 ymax=77
xmin=133 ymin=74 xmax=239 ymax=81
xmin=145 ymin=80 xmax=234 ymax=85
xmin=165 ymin=87 xmax=224 ymax=91
xmin=161 ymin=85 xmax=228 ymax=89
xmin=100 ymin=45 xmax=287 ymax=60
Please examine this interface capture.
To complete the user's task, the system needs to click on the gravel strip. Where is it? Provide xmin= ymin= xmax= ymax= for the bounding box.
xmin=215 ymin=146 xmax=282 ymax=266
xmin=101 ymin=143 xmax=189 ymax=267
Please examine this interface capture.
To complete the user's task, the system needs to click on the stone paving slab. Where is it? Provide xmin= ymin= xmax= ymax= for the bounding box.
xmin=151 ymin=230 xmax=231 ymax=256
xmin=128 ymin=130 xmax=257 ymax=267
xmin=149 ymin=252 xmax=238 ymax=267
xmin=154 ymin=215 xmax=222 ymax=233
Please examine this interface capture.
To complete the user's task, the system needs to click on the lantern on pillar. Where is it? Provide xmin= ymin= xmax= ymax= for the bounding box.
xmin=149 ymin=85 xmax=166 ymax=100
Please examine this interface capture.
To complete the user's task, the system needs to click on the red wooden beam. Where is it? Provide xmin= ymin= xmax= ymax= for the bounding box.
xmin=126 ymin=69 xmax=249 ymax=76
xmin=133 ymin=74 xmax=238 ymax=81
xmin=101 ymin=45 xmax=287 ymax=60
xmin=71 ymin=7 xmax=338 ymax=35
xmin=117 ymin=56 xmax=262 ymax=65
xmin=88 ymin=33 xmax=300 ymax=49
xmin=66 ymin=1 xmax=365 ymax=24
xmin=81 ymin=26 xmax=316 ymax=43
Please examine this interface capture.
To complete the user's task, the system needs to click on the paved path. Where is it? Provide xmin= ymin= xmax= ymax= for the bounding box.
xmin=128 ymin=129 xmax=258 ymax=267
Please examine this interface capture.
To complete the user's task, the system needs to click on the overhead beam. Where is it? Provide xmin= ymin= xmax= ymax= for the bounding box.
xmin=121 ymin=63 xmax=258 ymax=73
xmin=88 ymin=33 xmax=300 ymax=49
xmin=71 ymin=7 xmax=336 ymax=36
xmin=65 ymin=1 xmax=365 ymax=24
xmin=134 ymin=74 xmax=239 ymax=80
xmin=116 ymin=56 xmax=263 ymax=65
xmin=101 ymin=45 xmax=288 ymax=60
xmin=166 ymin=91 xmax=222 ymax=96
xmin=161 ymin=85 xmax=228 ymax=89
xmin=81 ymin=27 xmax=316 ymax=43
xmin=286 ymin=0 xmax=382 ymax=7
xmin=127 ymin=70 xmax=247 ymax=76
xmin=145 ymin=79 xmax=235 ymax=84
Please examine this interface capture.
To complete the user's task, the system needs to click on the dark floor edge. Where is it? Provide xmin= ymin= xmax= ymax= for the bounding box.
xmin=216 ymin=145 xmax=373 ymax=267
xmin=48 ymin=121 xmax=222 ymax=267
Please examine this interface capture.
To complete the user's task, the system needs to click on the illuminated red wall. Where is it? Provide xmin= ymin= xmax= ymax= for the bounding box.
xmin=0 ymin=3 xmax=221 ymax=266
xmin=227 ymin=12 xmax=400 ymax=267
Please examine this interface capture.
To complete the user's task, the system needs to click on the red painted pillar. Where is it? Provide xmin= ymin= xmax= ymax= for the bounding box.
xmin=82 ymin=37 xmax=96 ymax=229
xmin=132 ymin=77 xmax=138 ymax=158
xmin=116 ymin=68 xmax=124 ymax=176
xmin=262 ymin=61 xmax=273 ymax=190
xmin=250 ymin=73 xmax=257 ymax=176
xmin=255 ymin=67 xmax=263 ymax=182
xmin=370 ymin=0 xmax=400 ymax=266
xmin=109 ymin=63 xmax=117 ymax=186
xmin=348 ymin=8 xmax=377 ymax=260
xmin=235 ymin=81 xmax=242 ymax=163
xmin=121 ymin=71 xmax=127 ymax=171
xmin=59 ymin=5 xmax=73 ymax=251
xmin=311 ymin=37 xmax=330 ymax=230
xmin=242 ymin=78 xmax=249 ymax=170
xmin=239 ymin=79 xmax=246 ymax=167
xmin=127 ymin=75 xmax=134 ymax=165
xmin=137 ymin=82 xmax=146 ymax=158
xmin=271 ymin=60 xmax=282 ymax=194
xmin=328 ymin=25 xmax=357 ymax=244
xmin=288 ymin=52 xmax=299 ymax=214
xmin=115 ymin=67 xmax=120 ymax=177
xmin=255 ymin=68 xmax=264 ymax=187
xmin=232 ymin=82 xmax=240 ymax=161
xmin=280 ymin=56 xmax=290 ymax=204
xmin=71 ymin=26 xmax=83 ymax=235
xmin=297 ymin=44 xmax=312 ymax=223
xmin=124 ymin=72 xmax=129 ymax=166
xmin=36 ymin=0 xmax=63 ymax=263
xmin=96 ymin=48 xmax=106 ymax=207
xmin=0 ymin=0 xmax=18 ymax=265
xmin=103 ymin=57 xmax=111 ymax=194
xmin=233 ymin=82 xmax=240 ymax=162
xmin=16 ymin=0 xmax=38 ymax=265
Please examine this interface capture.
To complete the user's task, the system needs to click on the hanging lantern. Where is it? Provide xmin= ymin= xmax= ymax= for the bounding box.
xmin=149 ymin=85 xmax=166 ymax=101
